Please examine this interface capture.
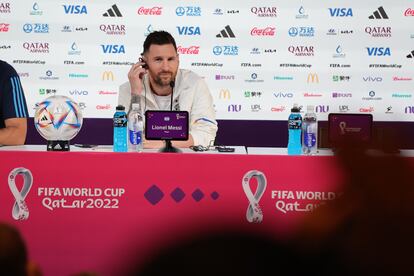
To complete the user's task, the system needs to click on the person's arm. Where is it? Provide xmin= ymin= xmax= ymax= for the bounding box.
xmin=0 ymin=118 xmax=27 ymax=145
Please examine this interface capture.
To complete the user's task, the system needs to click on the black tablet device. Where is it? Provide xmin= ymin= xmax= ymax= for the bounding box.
xmin=145 ymin=110 xmax=189 ymax=141
xmin=328 ymin=113 xmax=373 ymax=147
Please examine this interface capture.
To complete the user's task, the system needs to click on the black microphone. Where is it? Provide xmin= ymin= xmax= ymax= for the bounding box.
xmin=169 ymin=81 xmax=175 ymax=111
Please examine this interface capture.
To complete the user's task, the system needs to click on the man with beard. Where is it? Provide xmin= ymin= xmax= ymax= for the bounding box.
xmin=118 ymin=31 xmax=217 ymax=148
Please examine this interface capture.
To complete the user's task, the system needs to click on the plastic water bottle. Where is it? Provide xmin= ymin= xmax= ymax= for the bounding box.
xmin=287 ymin=104 xmax=302 ymax=155
xmin=302 ymin=105 xmax=318 ymax=155
xmin=113 ymin=105 xmax=127 ymax=152
xmin=128 ymin=103 xmax=144 ymax=152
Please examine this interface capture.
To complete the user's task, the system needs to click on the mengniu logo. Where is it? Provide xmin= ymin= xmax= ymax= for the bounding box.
xmin=367 ymin=47 xmax=391 ymax=56
xmin=405 ymin=106 xmax=414 ymax=114
xmin=407 ymin=50 xmax=414 ymax=58
xmin=328 ymin=8 xmax=353 ymax=17
xmin=369 ymin=6 xmax=389 ymax=19
xmin=101 ymin=44 xmax=125 ymax=54
xmin=63 ymin=5 xmax=87 ymax=14
xmin=102 ymin=71 xmax=114 ymax=81
xmin=176 ymin=26 xmax=201 ymax=35
xmin=103 ymin=4 xmax=122 ymax=17
xmin=216 ymin=25 xmax=235 ymax=38
xmin=0 ymin=23 xmax=9 ymax=32
xmin=307 ymin=73 xmax=319 ymax=83
xmin=316 ymin=105 xmax=329 ymax=113
xmin=8 ymin=168 xmax=33 ymax=220
xmin=228 ymin=104 xmax=241 ymax=112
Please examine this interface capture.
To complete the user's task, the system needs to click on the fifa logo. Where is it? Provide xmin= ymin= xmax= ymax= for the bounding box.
xmin=242 ymin=170 xmax=267 ymax=223
xmin=102 ymin=71 xmax=114 ymax=81
xmin=8 ymin=168 xmax=33 ymax=220
xmin=307 ymin=73 xmax=319 ymax=83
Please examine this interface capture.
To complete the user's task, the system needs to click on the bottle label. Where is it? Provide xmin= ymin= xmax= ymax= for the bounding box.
xmin=114 ymin=117 xmax=127 ymax=127
xmin=304 ymin=131 xmax=316 ymax=147
xmin=129 ymin=130 xmax=142 ymax=145
xmin=288 ymin=119 xmax=302 ymax=129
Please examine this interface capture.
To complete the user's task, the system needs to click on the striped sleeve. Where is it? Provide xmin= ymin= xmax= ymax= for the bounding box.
xmin=3 ymin=75 xmax=29 ymax=119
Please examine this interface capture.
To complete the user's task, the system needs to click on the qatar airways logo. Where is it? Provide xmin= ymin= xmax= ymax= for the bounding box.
xmin=99 ymin=24 xmax=126 ymax=35
xmin=251 ymin=7 xmax=277 ymax=17
xmin=177 ymin=46 xmax=200 ymax=54
xmin=404 ymin=8 xmax=414 ymax=16
xmin=23 ymin=42 xmax=49 ymax=53
xmin=250 ymin=27 xmax=275 ymax=36
xmin=288 ymin=45 xmax=314 ymax=56
xmin=137 ymin=6 xmax=162 ymax=15
xmin=365 ymin=26 xmax=391 ymax=37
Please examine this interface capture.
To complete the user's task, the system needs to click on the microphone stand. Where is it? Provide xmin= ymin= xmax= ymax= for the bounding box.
xmin=159 ymin=80 xmax=181 ymax=153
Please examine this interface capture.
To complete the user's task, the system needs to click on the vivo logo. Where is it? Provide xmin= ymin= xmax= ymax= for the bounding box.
xmin=273 ymin=92 xmax=293 ymax=98
xmin=69 ymin=90 xmax=88 ymax=96
xmin=363 ymin=76 xmax=383 ymax=82
xmin=176 ymin=26 xmax=201 ymax=35
xmin=101 ymin=44 xmax=125 ymax=54
xmin=63 ymin=5 xmax=87 ymax=14
xmin=329 ymin=8 xmax=353 ymax=17
xmin=228 ymin=104 xmax=241 ymax=112
xmin=315 ymin=105 xmax=329 ymax=113
xmin=367 ymin=47 xmax=391 ymax=56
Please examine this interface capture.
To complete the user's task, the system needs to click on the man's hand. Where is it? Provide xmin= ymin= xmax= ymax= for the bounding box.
xmin=0 ymin=118 xmax=27 ymax=145
xmin=128 ymin=62 xmax=147 ymax=95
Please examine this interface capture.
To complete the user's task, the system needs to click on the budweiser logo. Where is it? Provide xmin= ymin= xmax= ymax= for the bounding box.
xmin=137 ymin=6 xmax=162 ymax=15
xmin=177 ymin=46 xmax=200 ymax=54
xmin=404 ymin=8 xmax=414 ymax=16
xmin=98 ymin=91 xmax=117 ymax=95
xmin=250 ymin=27 xmax=275 ymax=36
xmin=393 ymin=77 xmax=412 ymax=81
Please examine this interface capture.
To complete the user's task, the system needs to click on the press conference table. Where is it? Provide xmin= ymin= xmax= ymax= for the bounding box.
xmin=1 ymin=145 xmax=413 ymax=276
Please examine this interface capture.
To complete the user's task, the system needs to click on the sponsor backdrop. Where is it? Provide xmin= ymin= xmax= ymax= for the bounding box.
xmin=1 ymin=0 xmax=414 ymax=121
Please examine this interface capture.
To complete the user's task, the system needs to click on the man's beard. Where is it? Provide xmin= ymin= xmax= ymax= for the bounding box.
xmin=154 ymin=71 xmax=174 ymax=86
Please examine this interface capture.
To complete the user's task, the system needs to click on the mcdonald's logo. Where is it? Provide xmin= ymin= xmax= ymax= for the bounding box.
xmin=102 ymin=71 xmax=114 ymax=81
xmin=307 ymin=73 xmax=319 ymax=83
xmin=219 ymin=89 xmax=231 ymax=99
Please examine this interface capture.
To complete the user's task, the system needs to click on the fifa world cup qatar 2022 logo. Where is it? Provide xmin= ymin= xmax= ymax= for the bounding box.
xmin=242 ymin=170 xmax=267 ymax=223
xmin=8 ymin=168 xmax=33 ymax=220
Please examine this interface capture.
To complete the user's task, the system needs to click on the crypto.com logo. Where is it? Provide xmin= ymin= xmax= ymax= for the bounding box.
xmin=8 ymin=168 xmax=33 ymax=220
xmin=242 ymin=170 xmax=267 ymax=223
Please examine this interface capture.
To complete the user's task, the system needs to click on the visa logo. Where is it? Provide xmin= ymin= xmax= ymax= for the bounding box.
xmin=367 ymin=47 xmax=391 ymax=56
xmin=329 ymin=8 xmax=353 ymax=17
xmin=101 ymin=44 xmax=125 ymax=54
xmin=176 ymin=26 xmax=201 ymax=35
xmin=63 ymin=5 xmax=87 ymax=14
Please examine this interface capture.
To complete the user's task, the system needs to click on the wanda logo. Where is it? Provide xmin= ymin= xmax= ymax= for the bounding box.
xmin=404 ymin=8 xmax=414 ymax=16
xmin=137 ymin=7 xmax=162 ymax=15
xmin=177 ymin=46 xmax=200 ymax=54
xmin=250 ymin=27 xmax=275 ymax=36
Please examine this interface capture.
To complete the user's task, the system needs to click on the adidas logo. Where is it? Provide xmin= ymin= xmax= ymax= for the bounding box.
xmin=407 ymin=50 xmax=414 ymax=58
xmin=216 ymin=25 xmax=235 ymax=38
xmin=369 ymin=6 xmax=389 ymax=19
xmin=103 ymin=4 xmax=122 ymax=17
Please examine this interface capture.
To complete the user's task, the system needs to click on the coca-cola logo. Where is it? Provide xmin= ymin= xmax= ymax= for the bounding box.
xmin=250 ymin=27 xmax=275 ymax=36
xmin=137 ymin=6 xmax=162 ymax=15
xmin=177 ymin=46 xmax=200 ymax=54
xmin=404 ymin=8 xmax=414 ymax=16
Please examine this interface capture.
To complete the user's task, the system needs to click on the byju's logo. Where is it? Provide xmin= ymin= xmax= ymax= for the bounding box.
xmin=216 ymin=25 xmax=235 ymax=38
xmin=175 ymin=6 xmax=201 ymax=16
xmin=176 ymin=26 xmax=201 ymax=35
xmin=8 ymin=168 xmax=33 ymax=220
xmin=369 ymin=6 xmax=389 ymax=19
xmin=366 ymin=47 xmax=391 ymax=56
xmin=242 ymin=170 xmax=267 ymax=223
xmin=328 ymin=8 xmax=353 ymax=17
xmin=103 ymin=4 xmax=122 ymax=17
xmin=101 ymin=44 xmax=125 ymax=54
xmin=63 ymin=5 xmax=87 ymax=14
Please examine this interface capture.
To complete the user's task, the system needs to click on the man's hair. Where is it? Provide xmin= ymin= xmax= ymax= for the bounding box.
xmin=0 ymin=223 xmax=28 ymax=276
xmin=142 ymin=31 xmax=177 ymax=54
